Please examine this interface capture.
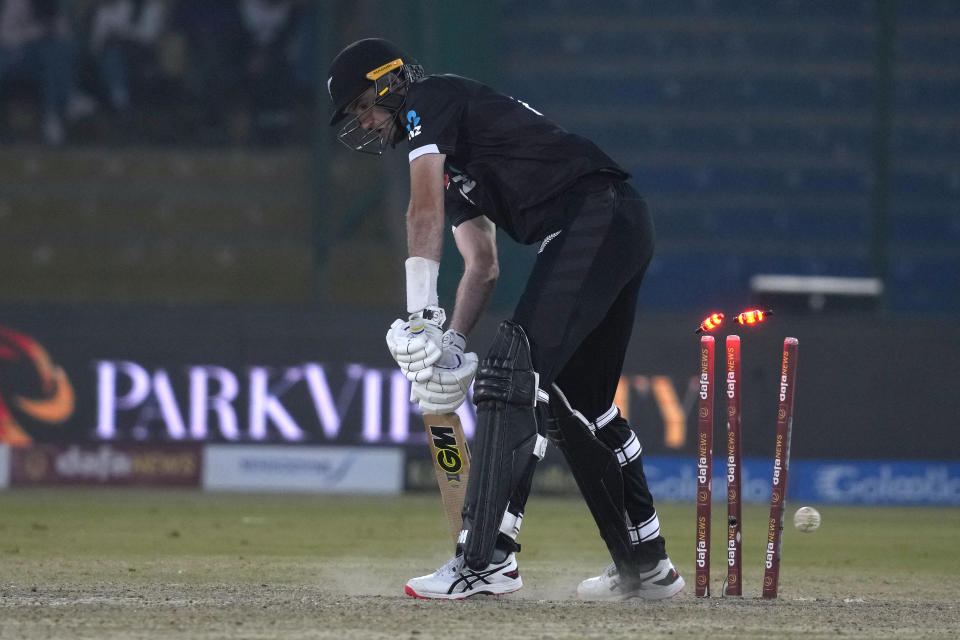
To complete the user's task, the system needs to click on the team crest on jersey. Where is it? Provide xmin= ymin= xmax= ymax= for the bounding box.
xmin=406 ymin=110 xmax=422 ymax=139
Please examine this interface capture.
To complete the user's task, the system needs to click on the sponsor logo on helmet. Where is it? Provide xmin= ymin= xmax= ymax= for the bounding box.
xmin=366 ymin=58 xmax=404 ymax=81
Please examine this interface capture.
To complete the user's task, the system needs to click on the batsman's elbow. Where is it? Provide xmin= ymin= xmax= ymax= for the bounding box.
xmin=469 ymin=260 xmax=499 ymax=286
xmin=486 ymin=260 xmax=500 ymax=284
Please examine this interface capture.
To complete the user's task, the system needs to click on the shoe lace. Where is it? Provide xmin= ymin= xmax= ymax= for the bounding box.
xmin=602 ymin=562 xmax=619 ymax=579
xmin=436 ymin=554 xmax=465 ymax=577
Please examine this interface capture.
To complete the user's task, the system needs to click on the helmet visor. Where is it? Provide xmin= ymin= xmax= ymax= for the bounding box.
xmin=335 ymin=100 xmax=396 ymax=155
xmin=334 ymin=69 xmax=416 ymax=154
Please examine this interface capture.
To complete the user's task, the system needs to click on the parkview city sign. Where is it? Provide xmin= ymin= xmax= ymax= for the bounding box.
xmin=93 ymin=360 xmax=691 ymax=447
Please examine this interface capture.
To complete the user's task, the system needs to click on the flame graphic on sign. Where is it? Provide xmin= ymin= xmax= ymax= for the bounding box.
xmin=0 ymin=327 xmax=75 ymax=446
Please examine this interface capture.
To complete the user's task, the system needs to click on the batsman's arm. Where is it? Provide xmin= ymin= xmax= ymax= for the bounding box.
xmin=449 ymin=215 xmax=499 ymax=337
xmin=406 ymin=153 xmax=446 ymax=265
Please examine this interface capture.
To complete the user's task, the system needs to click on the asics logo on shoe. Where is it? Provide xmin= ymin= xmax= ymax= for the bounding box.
xmin=448 ymin=563 xmax=510 ymax=594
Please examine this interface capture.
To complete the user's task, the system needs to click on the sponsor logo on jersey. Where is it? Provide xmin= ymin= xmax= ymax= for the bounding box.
xmin=406 ymin=110 xmax=422 ymax=139
xmin=446 ymin=166 xmax=477 ymax=205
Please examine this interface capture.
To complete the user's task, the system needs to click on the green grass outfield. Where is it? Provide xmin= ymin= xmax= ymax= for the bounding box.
xmin=1 ymin=489 xmax=958 ymax=639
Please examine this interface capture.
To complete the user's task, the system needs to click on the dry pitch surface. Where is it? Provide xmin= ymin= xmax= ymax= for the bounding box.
xmin=1 ymin=490 xmax=957 ymax=640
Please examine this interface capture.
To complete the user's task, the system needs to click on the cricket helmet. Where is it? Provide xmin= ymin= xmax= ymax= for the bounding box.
xmin=327 ymin=38 xmax=424 ymax=154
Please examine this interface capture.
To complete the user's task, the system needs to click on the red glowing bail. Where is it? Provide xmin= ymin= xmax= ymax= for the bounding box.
xmin=695 ymin=312 xmax=725 ymax=334
xmin=734 ymin=308 xmax=773 ymax=326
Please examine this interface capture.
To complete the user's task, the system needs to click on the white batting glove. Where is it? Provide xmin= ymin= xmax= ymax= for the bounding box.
xmin=411 ymin=333 xmax=478 ymax=413
xmin=386 ymin=307 xmax=445 ymax=382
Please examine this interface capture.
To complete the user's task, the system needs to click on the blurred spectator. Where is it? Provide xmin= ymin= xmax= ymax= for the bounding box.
xmin=0 ymin=0 xmax=96 ymax=144
xmin=87 ymin=0 xmax=167 ymax=120
xmin=238 ymin=0 xmax=299 ymax=144
xmin=288 ymin=0 xmax=318 ymax=99
xmin=169 ymin=0 xmax=245 ymax=143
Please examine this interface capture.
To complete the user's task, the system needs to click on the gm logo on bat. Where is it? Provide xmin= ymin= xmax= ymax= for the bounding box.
xmin=429 ymin=425 xmax=463 ymax=481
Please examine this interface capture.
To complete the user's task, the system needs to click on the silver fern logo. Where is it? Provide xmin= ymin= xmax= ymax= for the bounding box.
xmin=538 ymin=230 xmax=562 ymax=254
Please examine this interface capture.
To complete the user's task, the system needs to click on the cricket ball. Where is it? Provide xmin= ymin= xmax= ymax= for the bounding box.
xmin=793 ymin=506 xmax=821 ymax=533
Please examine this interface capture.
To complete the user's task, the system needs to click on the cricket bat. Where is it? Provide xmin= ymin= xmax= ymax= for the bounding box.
xmin=422 ymin=412 xmax=471 ymax=544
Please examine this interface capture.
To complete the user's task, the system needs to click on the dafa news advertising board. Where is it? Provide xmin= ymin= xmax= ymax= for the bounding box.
xmin=0 ymin=305 xmax=958 ymax=469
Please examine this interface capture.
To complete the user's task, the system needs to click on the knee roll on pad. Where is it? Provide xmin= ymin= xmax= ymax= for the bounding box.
xmin=472 ymin=321 xmax=545 ymax=406
xmin=460 ymin=320 xmax=546 ymax=570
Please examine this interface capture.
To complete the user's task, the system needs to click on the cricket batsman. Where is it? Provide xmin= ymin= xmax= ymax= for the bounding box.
xmin=327 ymin=38 xmax=684 ymax=601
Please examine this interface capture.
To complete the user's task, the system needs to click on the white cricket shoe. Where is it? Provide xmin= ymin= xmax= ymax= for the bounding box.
xmin=404 ymin=553 xmax=522 ymax=600
xmin=577 ymin=557 xmax=685 ymax=601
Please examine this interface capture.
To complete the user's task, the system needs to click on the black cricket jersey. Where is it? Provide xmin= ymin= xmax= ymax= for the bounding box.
xmin=402 ymin=75 xmax=628 ymax=244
